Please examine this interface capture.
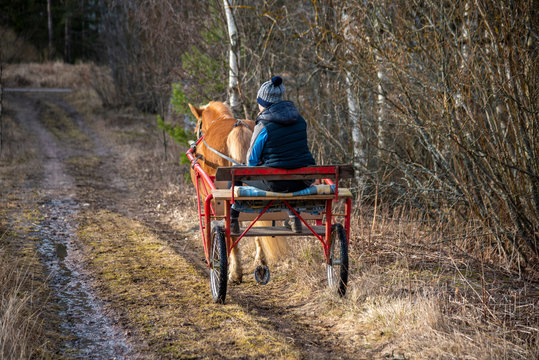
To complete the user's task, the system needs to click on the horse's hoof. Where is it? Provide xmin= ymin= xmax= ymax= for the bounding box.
xmin=254 ymin=265 xmax=270 ymax=285
xmin=229 ymin=273 xmax=242 ymax=284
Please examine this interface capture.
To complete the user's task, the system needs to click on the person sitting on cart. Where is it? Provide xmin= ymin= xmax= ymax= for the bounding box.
xmin=230 ymin=75 xmax=315 ymax=234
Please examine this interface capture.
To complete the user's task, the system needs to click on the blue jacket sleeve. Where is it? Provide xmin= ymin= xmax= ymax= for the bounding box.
xmin=248 ymin=127 xmax=268 ymax=166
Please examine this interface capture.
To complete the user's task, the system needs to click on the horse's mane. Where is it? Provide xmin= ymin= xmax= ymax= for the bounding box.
xmin=193 ymin=100 xmax=253 ymax=174
xmin=206 ymin=101 xmax=234 ymax=121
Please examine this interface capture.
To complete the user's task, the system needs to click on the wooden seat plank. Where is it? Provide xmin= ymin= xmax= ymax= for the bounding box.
xmin=212 ymin=188 xmax=353 ymax=201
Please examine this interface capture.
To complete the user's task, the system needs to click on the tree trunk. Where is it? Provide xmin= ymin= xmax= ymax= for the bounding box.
xmin=64 ymin=2 xmax=71 ymax=63
xmin=376 ymin=61 xmax=385 ymax=158
xmin=0 ymin=61 xmax=3 ymax=154
xmin=345 ymin=74 xmax=365 ymax=167
xmin=223 ymin=0 xmax=240 ymax=116
xmin=48 ymin=0 xmax=55 ymax=59
xmin=373 ymin=15 xmax=386 ymax=162
xmin=341 ymin=8 xmax=366 ymax=186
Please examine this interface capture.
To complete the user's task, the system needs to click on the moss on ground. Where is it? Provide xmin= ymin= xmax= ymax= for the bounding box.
xmin=41 ymin=102 xmax=90 ymax=148
xmin=65 ymin=155 xmax=103 ymax=182
xmin=77 ymin=209 xmax=301 ymax=359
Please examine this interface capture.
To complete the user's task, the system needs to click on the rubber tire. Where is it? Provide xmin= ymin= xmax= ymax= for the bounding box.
xmin=326 ymin=223 xmax=349 ymax=296
xmin=210 ymin=226 xmax=228 ymax=303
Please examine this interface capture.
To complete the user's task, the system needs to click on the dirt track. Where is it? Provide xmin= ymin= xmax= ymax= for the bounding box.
xmin=2 ymin=91 xmax=366 ymax=359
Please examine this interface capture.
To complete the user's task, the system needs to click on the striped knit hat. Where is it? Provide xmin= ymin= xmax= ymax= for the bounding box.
xmin=256 ymin=76 xmax=285 ymax=108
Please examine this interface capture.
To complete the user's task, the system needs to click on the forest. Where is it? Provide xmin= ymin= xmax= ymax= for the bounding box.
xmin=8 ymin=0 xmax=535 ymax=272
xmin=0 ymin=0 xmax=538 ymax=358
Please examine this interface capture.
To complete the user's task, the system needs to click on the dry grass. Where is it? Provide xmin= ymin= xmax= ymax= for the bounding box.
xmin=2 ymin=61 xmax=118 ymax=114
xmin=3 ymin=61 xmax=93 ymax=89
xmin=87 ymin=67 xmax=538 ymax=358
xmin=0 ymin=108 xmax=36 ymax=164
xmin=273 ymin=207 xmax=539 ymax=359
xmin=0 ymin=245 xmax=42 ymax=359
xmin=1 ymin=62 xmax=537 ymax=359
xmin=0 ymin=198 xmax=58 ymax=359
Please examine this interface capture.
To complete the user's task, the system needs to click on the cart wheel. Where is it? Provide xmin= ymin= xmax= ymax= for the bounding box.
xmin=327 ymin=223 xmax=349 ymax=296
xmin=254 ymin=265 xmax=270 ymax=285
xmin=210 ymin=226 xmax=228 ymax=303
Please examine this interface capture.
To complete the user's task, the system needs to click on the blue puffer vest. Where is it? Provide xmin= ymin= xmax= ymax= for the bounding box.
xmin=257 ymin=101 xmax=315 ymax=169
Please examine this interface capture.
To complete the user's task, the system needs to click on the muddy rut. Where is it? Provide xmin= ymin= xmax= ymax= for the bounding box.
xmin=4 ymin=92 xmax=363 ymax=359
xmin=7 ymin=93 xmax=136 ymax=358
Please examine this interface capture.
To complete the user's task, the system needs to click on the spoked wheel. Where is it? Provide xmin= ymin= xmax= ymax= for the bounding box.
xmin=210 ymin=226 xmax=228 ymax=303
xmin=326 ymin=223 xmax=349 ymax=296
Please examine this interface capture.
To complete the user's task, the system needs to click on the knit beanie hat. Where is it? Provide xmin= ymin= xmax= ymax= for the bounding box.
xmin=257 ymin=76 xmax=285 ymax=108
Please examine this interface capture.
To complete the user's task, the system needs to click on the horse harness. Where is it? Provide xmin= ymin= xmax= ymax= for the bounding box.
xmin=192 ymin=119 xmax=248 ymax=167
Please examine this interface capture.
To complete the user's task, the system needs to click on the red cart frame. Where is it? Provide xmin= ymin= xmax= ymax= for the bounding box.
xmin=186 ymin=142 xmax=353 ymax=302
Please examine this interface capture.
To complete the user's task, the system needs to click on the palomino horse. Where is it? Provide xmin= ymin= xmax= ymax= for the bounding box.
xmin=188 ymin=101 xmax=289 ymax=283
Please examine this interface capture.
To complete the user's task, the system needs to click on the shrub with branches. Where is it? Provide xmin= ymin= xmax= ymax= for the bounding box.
xmin=96 ymin=0 xmax=538 ymax=271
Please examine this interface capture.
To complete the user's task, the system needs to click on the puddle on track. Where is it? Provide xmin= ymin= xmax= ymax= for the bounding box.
xmin=38 ymin=198 xmax=136 ymax=359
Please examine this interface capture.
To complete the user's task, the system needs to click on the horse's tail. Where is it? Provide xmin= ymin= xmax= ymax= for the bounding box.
xmin=226 ymin=122 xmax=252 ymax=164
xmin=257 ymin=228 xmax=290 ymax=263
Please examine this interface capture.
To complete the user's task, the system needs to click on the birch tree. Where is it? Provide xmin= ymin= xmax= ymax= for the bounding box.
xmin=372 ymin=7 xmax=387 ymax=163
xmin=341 ymin=6 xmax=366 ymax=186
xmin=223 ymin=0 xmax=241 ymax=116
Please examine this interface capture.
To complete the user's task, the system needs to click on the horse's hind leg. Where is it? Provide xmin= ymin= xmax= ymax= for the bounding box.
xmin=254 ymin=237 xmax=267 ymax=268
xmin=254 ymin=237 xmax=271 ymax=284
xmin=228 ymin=245 xmax=243 ymax=283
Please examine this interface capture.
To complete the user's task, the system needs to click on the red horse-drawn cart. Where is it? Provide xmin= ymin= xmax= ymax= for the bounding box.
xmin=187 ymin=142 xmax=354 ymax=303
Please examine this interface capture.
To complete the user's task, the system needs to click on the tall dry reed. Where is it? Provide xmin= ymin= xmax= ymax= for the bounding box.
xmin=0 ymin=240 xmax=43 ymax=359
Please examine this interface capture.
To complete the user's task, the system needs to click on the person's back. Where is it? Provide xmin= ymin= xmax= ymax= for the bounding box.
xmin=250 ymin=100 xmax=314 ymax=169
xmin=230 ymin=76 xmax=315 ymax=233
xmin=245 ymin=76 xmax=315 ymax=192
